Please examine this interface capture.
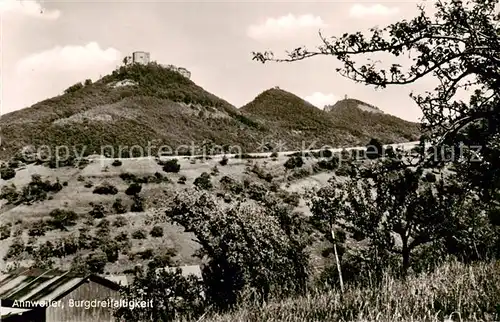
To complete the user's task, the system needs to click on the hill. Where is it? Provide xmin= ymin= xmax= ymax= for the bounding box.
xmin=326 ymin=98 xmax=421 ymax=143
xmin=240 ymin=87 xmax=358 ymax=149
xmin=0 ymin=63 xmax=265 ymax=160
xmin=0 ymin=66 xmax=420 ymax=161
xmin=240 ymin=88 xmax=420 ymax=149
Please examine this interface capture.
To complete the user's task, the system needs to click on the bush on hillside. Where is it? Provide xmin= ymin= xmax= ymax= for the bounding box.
xmin=4 ymin=238 xmax=25 ymax=260
xmin=284 ymin=156 xmax=304 ymax=170
xmin=93 ymin=182 xmax=118 ymax=195
xmin=162 ymin=159 xmax=181 ymax=173
xmin=194 ymin=172 xmax=212 ymax=190
xmin=112 ymin=160 xmax=123 ymax=167
xmin=132 ymin=229 xmax=147 ymax=240
xmin=28 ymin=220 xmax=47 ymax=237
xmin=0 ymin=224 xmax=12 ymax=240
xmin=131 ymin=195 xmax=145 ymax=212
xmin=125 ymin=183 xmax=142 ymax=196
xmin=112 ymin=198 xmax=127 ymax=214
xmin=150 ymin=226 xmax=164 ymax=238
xmin=89 ymin=202 xmax=107 ymax=219
xmin=1 ymin=167 xmax=16 ymax=180
xmin=49 ymin=208 xmax=78 ymax=230
xmin=219 ymin=155 xmax=229 ymax=166
xmin=64 ymin=82 xmax=84 ymax=94
xmin=0 ymin=184 xmax=19 ymax=204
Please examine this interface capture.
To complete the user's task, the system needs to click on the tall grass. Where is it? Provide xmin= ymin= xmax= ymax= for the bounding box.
xmin=204 ymin=260 xmax=500 ymax=322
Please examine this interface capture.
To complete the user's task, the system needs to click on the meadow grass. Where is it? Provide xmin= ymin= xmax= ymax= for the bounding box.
xmin=203 ymin=260 xmax=500 ymax=322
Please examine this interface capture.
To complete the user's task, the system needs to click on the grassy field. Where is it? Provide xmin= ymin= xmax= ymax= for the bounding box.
xmin=203 ymin=260 xmax=500 ymax=322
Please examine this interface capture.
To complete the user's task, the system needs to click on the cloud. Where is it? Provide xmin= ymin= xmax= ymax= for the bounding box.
xmin=349 ymin=4 xmax=400 ymax=18
xmin=304 ymin=92 xmax=339 ymax=109
xmin=16 ymin=42 xmax=121 ymax=73
xmin=0 ymin=0 xmax=61 ymax=20
xmin=247 ymin=14 xmax=327 ymax=40
xmin=4 ymin=43 xmax=121 ymax=113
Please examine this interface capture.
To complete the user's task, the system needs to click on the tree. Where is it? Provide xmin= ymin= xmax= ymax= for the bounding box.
xmin=114 ymin=267 xmax=206 ymax=321
xmin=252 ymin=0 xmax=500 ymax=199
xmin=64 ymin=82 xmax=84 ymax=94
xmin=167 ymin=190 xmax=310 ymax=309
xmin=310 ymin=163 xmax=465 ymax=276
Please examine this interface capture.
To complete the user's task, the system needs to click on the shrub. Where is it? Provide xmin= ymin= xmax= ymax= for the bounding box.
xmin=136 ymin=248 xmax=154 ymax=260
xmin=112 ymin=160 xmax=123 ymax=167
xmin=1 ymin=167 xmax=16 ymax=180
xmin=4 ymin=238 xmax=24 ymax=260
xmin=219 ymin=155 xmax=229 ymax=166
xmin=113 ymin=198 xmax=127 ymax=214
xmin=177 ymin=176 xmax=187 ymax=184
xmin=247 ymin=182 xmax=268 ymax=202
xmin=284 ymin=156 xmax=304 ymax=170
xmin=132 ymin=229 xmax=147 ymax=240
xmin=162 ymin=159 xmax=181 ymax=173
xmin=113 ymin=216 xmax=128 ymax=227
xmin=211 ymin=166 xmax=219 ymax=176
xmin=270 ymin=151 xmax=279 ymax=158
xmin=64 ymin=82 xmax=84 ymax=94
xmin=194 ymin=172 xmax=212 ymax=190
xmin=0 ymin=224 xmax=12 ymax=240
xmin=1 ymin=184 xmax=19 ymax=204
xmin=49 ymin=208 xmax=78 ymax=230
xmin=125 ymin=183 xmax=142 ymax=196
xmin=103 ymin=240 xmax=120 ymax=263
xmin=131 ymin=196 xmax=145 ymax=212
xmin=93 ymin=182 xmax=118 ymax=195
xmin=89 ymin=202 xmax=107 ymax=218
xmin=115 ymin=232 xmax=129 ymax=242
xmin=119 ymin=172 xmax=137 ymax=182
xmin=147 ymin=249 xmax=176 ymax=270
xmin=283 ymin=192 xmax=301 ymax=207
xmin=85 ymin=251 xmax=107 ymax=274
xmin=28 ymin=220 xmax=47 ymax=237
xmin=425 ymin=172 xmax=437 ymax=182
xmin=150 ymin=226 xmax=164 ymax=238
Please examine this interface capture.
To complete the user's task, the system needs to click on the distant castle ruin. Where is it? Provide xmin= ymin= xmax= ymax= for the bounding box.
xmin=122 ymin=51 xmax=191 ymax=79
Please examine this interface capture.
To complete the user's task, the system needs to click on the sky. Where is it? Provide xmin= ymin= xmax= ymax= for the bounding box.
xmin=1 ymin=0 xmax=439 ymax=122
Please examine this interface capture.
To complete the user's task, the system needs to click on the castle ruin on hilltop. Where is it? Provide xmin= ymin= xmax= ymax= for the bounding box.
xmin=122 ymin=51 xmax=191 ymax=79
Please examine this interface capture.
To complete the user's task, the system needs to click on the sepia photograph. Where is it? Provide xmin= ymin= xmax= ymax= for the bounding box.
xmin=0 ymin=0 xmax=499 ymax=321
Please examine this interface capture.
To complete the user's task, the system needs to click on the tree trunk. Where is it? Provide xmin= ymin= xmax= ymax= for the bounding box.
xmin=402 ymin=237 xmax=410 ymax=277
xmin=331 ymin=227 xmax=344 ymax=293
